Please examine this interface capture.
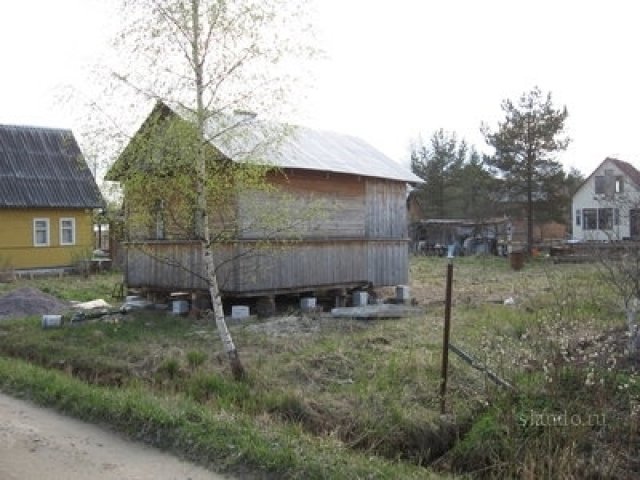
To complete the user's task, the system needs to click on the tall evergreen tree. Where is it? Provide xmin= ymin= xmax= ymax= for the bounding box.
xmin=411 ymin=130 xmax=495 ymax=219
xmin=411 ymin=129 xmax=466 ymax=218
xmin=455 ymin=149 xmax=499 ymax=221
xmin=482 ymin=87 xmax=570 ymax=253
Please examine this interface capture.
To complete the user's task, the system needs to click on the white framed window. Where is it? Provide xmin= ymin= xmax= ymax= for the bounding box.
xmin=33 ymin=218 xmax=50 ymax=247
xmin=60 ymin=217 xmax=76 ymax=245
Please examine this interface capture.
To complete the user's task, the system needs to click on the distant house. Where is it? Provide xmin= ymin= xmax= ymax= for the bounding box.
xmin=572 ymin=157 xmax=640 ymax=241
xmin=107 ymin=102 xmax=422 ymax=298
xmin=0 ymin=124 xmax=103 ymax=270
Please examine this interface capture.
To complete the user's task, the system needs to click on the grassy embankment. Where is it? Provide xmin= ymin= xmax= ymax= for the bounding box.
xmin=0 ymin=257 xmax=638 ymax=478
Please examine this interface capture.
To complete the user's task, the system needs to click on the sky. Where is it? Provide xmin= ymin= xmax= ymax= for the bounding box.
xmin=1 ymin=0 xmax=640 ymax=179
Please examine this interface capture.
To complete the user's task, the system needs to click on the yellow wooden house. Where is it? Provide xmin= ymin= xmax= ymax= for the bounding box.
xmin=0 ymin=124 xmax=103 ymax=271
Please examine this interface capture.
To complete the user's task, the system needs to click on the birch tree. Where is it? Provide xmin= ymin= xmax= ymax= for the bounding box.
xmin=106 ymin=0 xmax=317 ymax=379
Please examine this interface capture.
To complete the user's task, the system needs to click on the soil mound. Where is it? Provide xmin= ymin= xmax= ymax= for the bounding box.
xmin=0 ymin=287 xmax=68 ymax=320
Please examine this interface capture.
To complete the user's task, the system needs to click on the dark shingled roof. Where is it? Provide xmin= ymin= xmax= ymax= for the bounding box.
xmin=0 ymin=124 xmax=103 ymax=208
xmin=607 ymin=157 xmax=640 ymax=188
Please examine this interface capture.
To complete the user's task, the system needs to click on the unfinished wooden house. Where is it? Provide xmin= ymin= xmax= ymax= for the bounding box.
xmin=107 ymin=102 xmax=421 ymax=300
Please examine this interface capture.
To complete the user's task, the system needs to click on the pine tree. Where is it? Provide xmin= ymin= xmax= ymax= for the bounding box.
xmin=482 ymin=87 xmax=570 ymax=253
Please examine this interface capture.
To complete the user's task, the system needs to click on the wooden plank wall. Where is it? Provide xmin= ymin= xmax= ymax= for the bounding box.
xmin=367 ymin=240 xmax=409 ymax=286
xmin=124 ymin=173 xmax=411 ymax=295
xmin=125 ymin=239 xmax=408 ymax=294
xmin=365 ymin=179 xmax=408 ymax=239
xmin=238 ymin=170 xmax=366 ymax=240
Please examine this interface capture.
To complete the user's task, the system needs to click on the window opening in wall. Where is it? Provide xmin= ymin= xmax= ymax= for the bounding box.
xmin=60 ymin=218 xmax=76 ymax=245
xmin=583 ymin=208 xmax=616 ymax=231
xmin=594 ymin=176 xmax=605 ymax=194
xmin=598 ymin=208 xmax=613 ymax=230
xmin=583 ymin=209 xmax=597 ymax=230
xmin=33 ymin=218 xmax=50 ymax=246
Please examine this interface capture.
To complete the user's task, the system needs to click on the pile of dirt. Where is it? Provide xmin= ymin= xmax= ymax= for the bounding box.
xmin=0 ymin=287 xmax=69 ymax=320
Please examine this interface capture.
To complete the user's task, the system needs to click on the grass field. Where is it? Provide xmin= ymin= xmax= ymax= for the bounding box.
xmin=0 ymin=256 xmax=638 ymax=478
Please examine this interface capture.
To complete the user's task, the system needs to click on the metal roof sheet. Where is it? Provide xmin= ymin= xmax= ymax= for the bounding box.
xmin=269 ymin=126 xmax=422 ymax=183
xmin=199 ymin=107 xmax=423 ymax=183
xmin=0 ymin=125 xmax=104 ymax=208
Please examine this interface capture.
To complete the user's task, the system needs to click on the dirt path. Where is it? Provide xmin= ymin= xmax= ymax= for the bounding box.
xmin=0 ymin=392 xmax=231 ymax=480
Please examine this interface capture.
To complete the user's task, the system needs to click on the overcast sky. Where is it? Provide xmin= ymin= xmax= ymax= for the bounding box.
xmin=1 ymin=0 xmax=639 ymax=178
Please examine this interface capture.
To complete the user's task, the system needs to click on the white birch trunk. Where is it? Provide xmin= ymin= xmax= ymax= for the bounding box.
xmin=191 ymin=0 xmax=245 ymax=379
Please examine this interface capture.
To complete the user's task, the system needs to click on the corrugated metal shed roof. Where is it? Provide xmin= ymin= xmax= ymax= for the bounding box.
xmin=199 ymin=104 xmax=421 ymax=184
xmin=0 ymin=124 xmax=103 ymax=209
xmin=267 ymin=126 xmax=422 ymax=183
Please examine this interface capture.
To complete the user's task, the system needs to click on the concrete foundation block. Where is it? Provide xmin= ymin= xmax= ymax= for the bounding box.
xmin=231 ymin=305 xmax=250 ymax=320
xmin=396 ymin=285 xmax=411 ymax=304
xmin=172 ymin=300 xmax=189 ymax=314
xmin=352 ymin=291 xmax=368 ymax=306
xmin=300 ymin=297 xmax=317 ymax=312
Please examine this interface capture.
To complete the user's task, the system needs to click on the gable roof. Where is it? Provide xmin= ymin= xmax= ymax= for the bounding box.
xmin=0 ymin=124 xmax=103 ymax=209
xmin=607 ymin=157 xmax=640 ymax=187
xmin=211 ymin=121 xmax=422 ymax=183
xmin=575 ymin=157 xmax=640 ymax=196
xmin=110 ymin=102 xmax=422 ymax=184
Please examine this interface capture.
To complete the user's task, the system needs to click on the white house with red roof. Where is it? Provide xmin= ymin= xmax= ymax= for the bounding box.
xmin=572 ymin=157 xmax=640 ymax=241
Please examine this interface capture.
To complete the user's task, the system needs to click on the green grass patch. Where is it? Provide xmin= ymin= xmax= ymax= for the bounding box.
xmin=0 ymin=271 xmax=123 ymax=302
xmin=0 ymin=356 xmax=434 ymax=479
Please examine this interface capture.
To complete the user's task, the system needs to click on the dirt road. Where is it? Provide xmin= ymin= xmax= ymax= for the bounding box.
xmin=0 ymin=392 xmax=230 ymax=480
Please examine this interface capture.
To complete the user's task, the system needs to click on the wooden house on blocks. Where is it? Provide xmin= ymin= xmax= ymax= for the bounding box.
xmin=107 ymin=102 xmax=421 ymax=305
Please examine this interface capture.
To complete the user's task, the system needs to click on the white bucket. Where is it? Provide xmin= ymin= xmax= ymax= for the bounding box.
xmin=42 ymin=314 xmax=62 ymax=329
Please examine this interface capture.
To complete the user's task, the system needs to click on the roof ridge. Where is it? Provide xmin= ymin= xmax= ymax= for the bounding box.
xmin=0 ymin=123 xmax=72 ymax=133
